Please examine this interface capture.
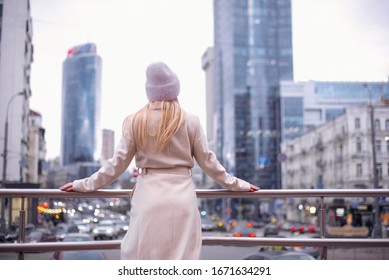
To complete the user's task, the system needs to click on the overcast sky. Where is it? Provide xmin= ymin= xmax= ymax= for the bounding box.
xmin=29 ymin=0 xmax=389 ymax=160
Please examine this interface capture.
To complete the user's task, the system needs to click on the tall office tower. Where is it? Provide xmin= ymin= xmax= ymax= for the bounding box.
xmin=61 ymin=43 xmax=102 ymax=166
xmin=0 ymin=0 xmax=33 ymax=184
xmin=213 ymin=0 xmax=293 ymax=189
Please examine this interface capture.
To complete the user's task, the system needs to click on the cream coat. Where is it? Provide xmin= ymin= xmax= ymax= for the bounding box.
xmin=72 ymin=103 xmax=251 ymax=259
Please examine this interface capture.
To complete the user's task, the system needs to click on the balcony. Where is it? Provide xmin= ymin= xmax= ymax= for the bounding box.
xmin=1 ymin=188 xmax=389 ymax=260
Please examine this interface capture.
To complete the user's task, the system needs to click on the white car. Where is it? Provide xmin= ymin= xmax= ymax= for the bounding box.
xmin=92 ymin=220 xmax=119 ymax=240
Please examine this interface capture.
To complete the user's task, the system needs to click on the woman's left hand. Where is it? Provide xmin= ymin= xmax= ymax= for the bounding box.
xmin=59 ymin=182 xmax=74 ymax=192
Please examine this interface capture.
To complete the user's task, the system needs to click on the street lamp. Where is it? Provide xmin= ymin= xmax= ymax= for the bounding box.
xmin=364 ymin=83 xmax=381 ymax=238
xmin=1 ymin=91 xmax=24 ymax=232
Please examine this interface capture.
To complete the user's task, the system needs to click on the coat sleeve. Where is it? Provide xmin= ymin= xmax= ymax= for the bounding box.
xmin=72 ymin=118 xmax=136 ymax=192
xmin=191 ymin=116 xmax=250 ymax=191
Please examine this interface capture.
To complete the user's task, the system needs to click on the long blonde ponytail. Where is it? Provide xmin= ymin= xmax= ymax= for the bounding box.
xmin=126 ymin=99 xmax=185 ymax=151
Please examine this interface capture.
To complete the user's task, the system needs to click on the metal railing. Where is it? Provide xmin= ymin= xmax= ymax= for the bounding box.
xmin=1 ymin=188 xmax=389 ymax=260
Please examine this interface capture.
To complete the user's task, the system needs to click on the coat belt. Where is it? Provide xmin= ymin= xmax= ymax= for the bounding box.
xmin=138 ymin=166 xmax=191 ymax=175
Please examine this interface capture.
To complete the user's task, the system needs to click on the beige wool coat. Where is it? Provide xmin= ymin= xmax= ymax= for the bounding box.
xmin=72 ymin=102 xmax=251 ymax=259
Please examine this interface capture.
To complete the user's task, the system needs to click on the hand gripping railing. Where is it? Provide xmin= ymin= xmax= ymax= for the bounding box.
xmin=1 ymin=188 xmax=389 ymax=260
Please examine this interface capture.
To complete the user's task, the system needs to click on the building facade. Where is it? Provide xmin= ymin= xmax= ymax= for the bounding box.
xmin=101 ymin=128 xmax=115 ymax=163
xmin=61 ymin=42 xmax=102 ymax=167
xmin=0 ymin=0 xmax=33 ymax=184
xmin=212 ymin=0 xmax=293 ymax=189
xmin=27 ymin=110 xmax=47 ymax=186
xmin=280 ymin=80 xmax=389 ymax=141
xmin=281 ymin=102 xmax=389 ymax=224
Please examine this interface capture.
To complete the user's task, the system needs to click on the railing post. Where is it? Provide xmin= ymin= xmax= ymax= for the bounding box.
xmin=319 ymin=196 xmax=327 ymax=260
xmin=17 ymin=197 xmax=26 ymax=260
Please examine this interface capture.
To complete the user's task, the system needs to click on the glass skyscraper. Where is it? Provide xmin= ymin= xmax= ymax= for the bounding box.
xmin=61 ymin=43 xmax=102 ymax=166
xmin=213 ymin=0 xmax=293 ymax=189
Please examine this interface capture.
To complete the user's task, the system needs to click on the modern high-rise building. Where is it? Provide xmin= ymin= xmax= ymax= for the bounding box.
xmin=0 ymin=0 xmax=33 ymax=184
xmin=212 ymin=0 xmax=293 ymax=189
xmin=61 ymin=43 xmax=102 ymax=166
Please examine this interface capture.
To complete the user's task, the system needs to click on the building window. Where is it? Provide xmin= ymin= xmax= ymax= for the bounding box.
xmin=386 ymin=119 xmax=389 ymax=130
xmin=375 ymin=140 xmax=381 ymax=152
xmin=356 ymin=163 xmax=362 ymax=177
xmin=387 ymin=140 xmax=389 ymax=152
xmin=356 ymin=137 xmax=362 ymax=153
xmin=376 ymin=163 xmax=382 ymax=180
xmin=374 ymin=119 xmax=381 ymax=130
xmin=355 ymin=118 xmax=361 ymax=129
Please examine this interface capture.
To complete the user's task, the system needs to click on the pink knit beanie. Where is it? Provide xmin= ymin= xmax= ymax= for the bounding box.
xmin=145 ymin=62 xmax=180 ymax=101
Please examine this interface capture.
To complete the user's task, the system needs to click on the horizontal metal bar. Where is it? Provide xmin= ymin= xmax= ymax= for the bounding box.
xmin=1 ymin=237 xmax=389 ymax=254
xmin=0 ymin=241 xmax=120 ymax=253
xmin=1 ymin=188 xmax=389 ymax=199
xmin=201 ymin=237 xmax=389 ymax=247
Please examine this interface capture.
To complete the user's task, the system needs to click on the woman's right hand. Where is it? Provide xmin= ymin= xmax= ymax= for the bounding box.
xmin=249 ymin=185 xmax=260 ymax=192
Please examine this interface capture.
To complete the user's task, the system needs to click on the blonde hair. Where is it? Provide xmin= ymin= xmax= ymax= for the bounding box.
xmin=124 ymin=99 xmax=185 ymax=151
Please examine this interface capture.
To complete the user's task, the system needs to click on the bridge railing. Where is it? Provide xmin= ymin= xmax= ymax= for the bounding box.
xmin=1 ymin=188 xmax=389 ymax=260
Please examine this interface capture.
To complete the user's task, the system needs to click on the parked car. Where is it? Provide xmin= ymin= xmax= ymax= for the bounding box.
xmin=51 ymin=250 xmax=107 ymax=260
xmin=25 ymin=228 xmax=57 ymax=243
xmin=92 ymin=219 xmax=119 ymax=240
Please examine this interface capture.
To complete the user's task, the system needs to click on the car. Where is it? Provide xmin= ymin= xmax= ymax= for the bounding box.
xmin=263 ymin=223 xmax=279 ymax=237
xmin=290 ymin=223 xmax=306 ymax=233
xmin=25 ymin=228 xmax=57 ymax=243
xmin=243 ymin=250 xmax=316 ymax=260
xmin=307 ymin=223 xmax=320 ymax=233
xmin=72 ymin=219 xmax=92 ymax=234
xmin=54 ymin=223 xmax=80 ymax=241
xmin=273 ymin=252 xmax=316 ymax=260
xmin=290 ymin=233 xmax=321 ymax=259
xmin=232 ymin=223 xmax=257 ymax=237
xmin=201 ymin=218 xmax=216 ymax=232
xmin=62 ymin=233 xmax=93 ymax=242
xmin=5 ymin=223 xmax=35 ymax=242
xmin=0 ymin=232 xmax=6 ymax=243
xmin=262 ymin=233 xmax=321 ymax=259
xmin=243 ymin=252 xmax=276 ymax=260
xmin=92 ymin=219 xmax=119 ymax=240
xmin=114 ymin=220 xmax=130 ymax=236
xmin=51 ymin=250 xmax=107 ymax=260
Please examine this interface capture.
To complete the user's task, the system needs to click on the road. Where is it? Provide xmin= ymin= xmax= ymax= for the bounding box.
xmin=1 ymin=230 xmax=388 ymax=260
xmin=1 ymin=245 xmax=388 ymax=260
